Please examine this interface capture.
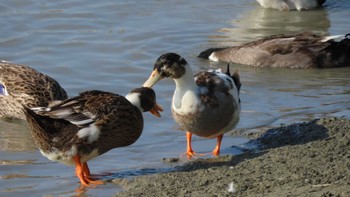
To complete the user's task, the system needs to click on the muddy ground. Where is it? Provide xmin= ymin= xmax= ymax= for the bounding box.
xmin=113 ymin=117 xmax=350 ymax=197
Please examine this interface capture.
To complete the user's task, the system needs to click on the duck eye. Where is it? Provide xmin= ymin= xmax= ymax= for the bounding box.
xmin=0 ymin=83 xmax=7 ymax=96
xmin=154 ymin=64 xmax=163 ymax=73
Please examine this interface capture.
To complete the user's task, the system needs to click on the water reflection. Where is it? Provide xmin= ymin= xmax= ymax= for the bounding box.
xmin=212 ymin=5 xmax=330 ymax=45
xmin=0 ymin=0 xmax=349 ymax=196
xmin=0 ymin=119 xmax=36 ymax=152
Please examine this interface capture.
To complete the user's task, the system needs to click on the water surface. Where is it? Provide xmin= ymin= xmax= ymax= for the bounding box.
xmin=1 ymin=0 xmax=350 ymax=196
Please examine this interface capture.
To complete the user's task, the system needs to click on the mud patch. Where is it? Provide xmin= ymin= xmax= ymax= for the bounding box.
xmin=114 ymin=117 xmax=350 ymax=197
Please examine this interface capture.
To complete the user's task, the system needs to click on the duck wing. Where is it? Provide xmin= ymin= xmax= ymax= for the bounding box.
xmin=194 ymin=65 xmax=240 ymax=108
xmin=31 ymin=96 xmax=94 ymax=127
xmin=31 ymin=90 xmax=124 ymax=127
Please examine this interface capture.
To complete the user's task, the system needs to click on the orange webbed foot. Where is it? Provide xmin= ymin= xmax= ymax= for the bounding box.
xmin=211 ymin=134 xmax=224 ymax=157
xmin=182 ymin=131 xmax=207 ymax=160
xmin=212 ymin=149 xmax=220 ymax=157
xmin=180 ymin=150 xmax=206 ymax=160
xmin=73 ymin=156 xmax=105 ymax=186
xmin=83 ymin=176 xmax=104 ymax=186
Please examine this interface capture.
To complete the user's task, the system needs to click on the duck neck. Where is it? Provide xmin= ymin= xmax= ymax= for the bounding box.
xmin=172 ymin=66 xmax=199 ymax=109
xmin=174 ymin=68 xmax=197 ymax=90
xmin=125 ymin=93 xmax=143 ymax=112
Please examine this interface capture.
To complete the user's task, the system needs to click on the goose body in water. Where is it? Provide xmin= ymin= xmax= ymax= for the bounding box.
xmin=199 ymin=32 xmax=350 ymax=69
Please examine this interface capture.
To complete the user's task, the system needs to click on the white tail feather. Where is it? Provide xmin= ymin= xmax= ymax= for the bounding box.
xmin=321 ymin=35 xmax=344 ymax=42
xmin=30 ymin=107 xmax=51 ymax=112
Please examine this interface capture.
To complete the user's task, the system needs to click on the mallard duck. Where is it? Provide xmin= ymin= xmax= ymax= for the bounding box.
xmin=23 ymin=87 xmax=163 ymax=186
xmin=256 ymin=0 xmax=326 ymax=11
xmin=0 ymin=60 xmax=67 ymax=119
xmin=199 ymin=32 xmax=350 ymax=68
xmin=143 ymin=53 xmax=241 ymax=158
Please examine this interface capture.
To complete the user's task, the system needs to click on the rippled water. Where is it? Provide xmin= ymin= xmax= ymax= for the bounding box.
xmin=1 ymin=0 xmax=350 ymax=196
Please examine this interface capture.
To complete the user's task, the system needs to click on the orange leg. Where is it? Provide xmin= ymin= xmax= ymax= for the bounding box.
xmin=186 ymin=132 xmax=195 ymax=159
xmin=73 ymin=155 xmax=90 ymax=186
xmin=73 ymin=155 xmax=104 ymax=186
xmin=183 ymin=132 xmax=206 ymax=159
xmin=212 ymin=134 xmax=223 ymax=156
xmin=82 ymin=162 xmax=90 ymax=177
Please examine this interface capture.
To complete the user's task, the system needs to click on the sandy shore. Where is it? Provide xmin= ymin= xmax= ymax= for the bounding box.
xmin=113 ymin=117 xmax=350 ymax=197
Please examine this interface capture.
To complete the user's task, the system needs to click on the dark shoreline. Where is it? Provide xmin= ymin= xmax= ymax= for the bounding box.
xmin=114 ymin=117 xmax=350 ymax=197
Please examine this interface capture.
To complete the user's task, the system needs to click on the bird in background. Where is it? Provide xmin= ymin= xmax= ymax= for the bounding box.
xmin=0 ymin=60 xmax=67 ymax=119
xmin=199 ymin=32 xmax=350 ymax=68
xmin=256 ymin=0 xmax=326 ymax=11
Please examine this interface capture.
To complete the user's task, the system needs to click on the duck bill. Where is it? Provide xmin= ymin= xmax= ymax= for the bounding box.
xmin=143 ymin=69 xmax=162 ymax=88
xmin=149 ymin=103 xmax=163 ymax=117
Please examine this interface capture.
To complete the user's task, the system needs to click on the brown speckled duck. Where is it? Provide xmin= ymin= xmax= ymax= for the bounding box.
xmin=199 ymin=32 xmax=350 ymax=68
xmin=23 ymin=87 xmax=163 ymax=186
xmin=0 ymin=60 xmax=67 ymax=119
xmin=143 ymin=53 xmax=241 ymax=158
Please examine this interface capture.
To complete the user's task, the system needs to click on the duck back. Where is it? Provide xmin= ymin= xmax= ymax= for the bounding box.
xmin=0 ymin=62 xmax=67 ymax=119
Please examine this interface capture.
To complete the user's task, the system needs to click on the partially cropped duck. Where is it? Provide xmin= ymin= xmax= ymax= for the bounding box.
xmin=199 ymin=32 xmax=350 ymax=68
xmin=0 ymin=60 xmax=67 ymax=119
xmin=256 ymin=0 xmax=326 ymax=11
xmin=24 ymin=87 xmax=163 ymax=186
xmin=143 ymin=53 xmax=241 ymax=158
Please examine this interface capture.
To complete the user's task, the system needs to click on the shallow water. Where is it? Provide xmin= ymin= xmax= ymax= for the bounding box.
xmin=1 ymin=0 xmax=350 ymax=196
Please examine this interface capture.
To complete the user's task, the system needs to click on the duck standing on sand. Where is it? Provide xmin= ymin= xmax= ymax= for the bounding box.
xmin=143 ymin=53 xmax=241 ymax=158
xmin=199 ymin=32 xmax=350 ymax=68
xmin=24 ymin=87 xmax=163 ymax=186
xmin=0 ymin=60 xmax=67 ymax=119
xmin=256 ymin=0 xmax=326 ymax=11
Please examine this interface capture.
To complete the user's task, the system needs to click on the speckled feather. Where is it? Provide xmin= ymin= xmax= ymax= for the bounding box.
xmin=174 ymin=67 xmax=241 ymax=138
xmin=24 ymin=90 xmax=144 ymax=164
xmin=0 ymin=61 xmax=67 ymax=119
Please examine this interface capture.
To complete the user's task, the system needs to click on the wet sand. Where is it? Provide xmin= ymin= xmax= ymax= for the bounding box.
xmin=113 ymin=117 xmax=350 ymax=197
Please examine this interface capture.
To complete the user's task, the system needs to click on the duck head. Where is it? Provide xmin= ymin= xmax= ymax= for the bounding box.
xmin=126 ymin=87 xmax=163 ymax=117
xmin=143 ymin=53 xmax=188 ymax=87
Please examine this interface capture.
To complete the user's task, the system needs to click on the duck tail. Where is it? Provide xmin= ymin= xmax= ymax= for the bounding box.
xmin=316 ymin=0 xmax=326 ymax=6
xmin=232 ymin=69 xmax=241 ymax=93
xmin=23 ymin=106 xmax=50 ymax=135
xmin=198 ymin=47 xmax=225 ymax=59
xmin=225 ymin=64 xmax=241 ymax=93
xmin=23 ymin=106 xmax=40 ymax=120
xmin=23 ymin=106 xmax=51 ymax=126
xmin=225 ymin=63 xmax=231 ymax=76
xmin=23 ymin=106 xmax=68 ymax=135
xmin=318 ymin=35 xmax=350 ymax=68
xmin=321 ymin=33 xmax=350 ymax=42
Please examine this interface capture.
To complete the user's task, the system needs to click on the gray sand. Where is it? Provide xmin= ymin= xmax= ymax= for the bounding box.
xmin=114 ymin=117 xmax=350 ymax=197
